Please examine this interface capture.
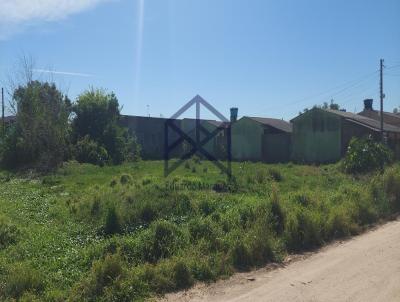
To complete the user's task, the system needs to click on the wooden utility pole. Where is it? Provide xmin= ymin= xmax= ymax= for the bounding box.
xmin=380 ymin=59 xmax=384 ymax=141
xmin=1 ymin=87 xmax=4 ymax=133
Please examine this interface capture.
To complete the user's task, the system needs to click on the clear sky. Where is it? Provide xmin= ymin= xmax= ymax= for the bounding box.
xmin=1 ymin=0 xmax=399 ymax=120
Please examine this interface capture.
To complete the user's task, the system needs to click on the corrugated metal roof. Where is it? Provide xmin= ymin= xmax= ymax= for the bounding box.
xmin=325 ymin=109 xmax=400 ymax=133
xmin=245 ymin=116 xmax=293 ymax=133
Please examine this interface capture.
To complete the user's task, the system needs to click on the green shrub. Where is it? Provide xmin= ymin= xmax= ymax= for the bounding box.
xmin=327 ymin=206 xmax=354 ymax=238
xmin=0 ymin=81 xmax=70 ymax=171
xmin=75 ymin=135 xmax=109 ymax=166
xmin=71 ymin=254 xmax=124 ymax=301
xmin=143 ymin=220 xmax=183 ymax=262
xmin=72 ymin=89 xmax=140 ymax=165
xmin=4 ymin=264 xmax=44 ymax=299
xmin=237 ymin=205 xmax=256 ymax=229
xmin=188 ymin=217 xmax=216 ymax=242
xmin=284 ymin=208 xmax=324 ymax=251
xmin=198 ymin=199 xmax=216 ymax=216
xmin=247 ymin=225 xmax=274 ymax=266
xmin=342 ymin=136 xmax=393 ymax=173
xmin=382 ymin=167 xmax=400 ymax=211
xmin=271 ymin=199 xmax=285 ymax=235
xmin=173 ymin=261 xmax=194 ymax=289
xmin=120 ymin=174 xmax=132 ymax=185
xmin=190 ymin=259 xmax=215 ymax=282
xmin=138 ymin=202 xmax=158 ymax=224
xmin=104 ymin=206 xmax=123 ymax=235
xmin=90 ymin=198 xmax=101 ymax=217
xmin=0 ymin=215 xmax=19 ymax=249
xmin=231 ymin=242 xmax=252 ymax=270
xmin=140 ymin=263 xmax=174 ymax=294
xmin=291 ymin=192 xmax=312 ymax=206
xmin=254 ymin=169 xmax=268 ymax=184
xmin=268 ymin=168 xmax=283 ymax=182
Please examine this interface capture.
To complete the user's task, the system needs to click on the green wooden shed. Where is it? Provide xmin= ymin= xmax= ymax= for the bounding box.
xmin=291 ymin=108 xmax=400 ymax=163
xmin=231 ymin=116 xmax=292 ymax=163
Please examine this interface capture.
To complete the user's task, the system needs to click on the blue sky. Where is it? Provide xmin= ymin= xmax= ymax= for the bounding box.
xmin=0 ymin=0 xmax=399 ymax=120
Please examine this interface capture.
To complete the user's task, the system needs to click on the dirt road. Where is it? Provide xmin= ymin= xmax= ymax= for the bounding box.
xmin=164 ymin=218 xmax=400 ymax=302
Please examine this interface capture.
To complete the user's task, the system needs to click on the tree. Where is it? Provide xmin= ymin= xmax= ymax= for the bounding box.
xmin=72 ymin=89 xmax=140 ymax=165
xmin=329 ymin=99 xmax=340 ymax=110
xmin=0 ymin=81 xmax=70 ymax=170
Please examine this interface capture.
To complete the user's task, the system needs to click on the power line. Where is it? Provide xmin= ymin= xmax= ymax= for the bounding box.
xmin=265 ymin=69 xmax=379 ymax=111
xmin=386 ymin=64 xmax=400 ymax=70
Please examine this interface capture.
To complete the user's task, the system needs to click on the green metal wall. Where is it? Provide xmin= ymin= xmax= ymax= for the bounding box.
xmin=181 ymin=120 xmax=219 ymax=157
xmin=291 ymin=109 xmax=342 ymax=163
xmin=262 ymin=133 xmax=291 ymax=163
xmin=232 ymin=117 xmax=263 ymax=161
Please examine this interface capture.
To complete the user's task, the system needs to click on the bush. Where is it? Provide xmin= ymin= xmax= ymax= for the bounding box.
xmin=173 ymin=261 xmax=193 ymax=289
xmin=75 ymin=135 xmax=109 ymax=166
xmin=120 ymin=174 xmax=132 ymax=185
xmin=71 ymin=254 xmax=124 ymax=301
xmin=284 ymin=208 xmax=324 ymax=251
xmin=138 ymin=202 xmax=158 ymax=224
xmin=343 ymin=136 xmax=393 ymax=173
xmin=4 ymin=264 xmax=44 ymax=299
xmin=143 ymin=220 xmax=184 ymax=262
xmin=382 ymin=167 xmax=400 ymax=211
xmin=231 ymin=242 xmax=252 ymax=271
xmin=0 ymin=215 xmax=19 ymax=249
xmin=270 ymin=191 xmax=285 ymax=235
xmin=0 ymin=81 xmax=70 ymax=171
xmin=188 ymin=217 xmax=216 ymax=242
xmin=268 ymin=168 xmax=283 ymax=182
xmin=248 ymin=229 xmax=274 ymax=266
xmin=190 ymin=259 xmax=215 ymax=282
xmin=254 ymin=169 xmax=268 ymax=184
xmin=72 ymin=89 xmax=140 ymax=165
xmin=104 ymin=206 xmax=123 ymax=235
xmin=326 ymin=206 xmax=358 ymax=238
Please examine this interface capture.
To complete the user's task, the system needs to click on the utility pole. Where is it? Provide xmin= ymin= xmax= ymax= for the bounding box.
xmin=1 ymin=87 xmax=4 ymax=133
xmin=380 ymin=59 xmax=384 ymax=141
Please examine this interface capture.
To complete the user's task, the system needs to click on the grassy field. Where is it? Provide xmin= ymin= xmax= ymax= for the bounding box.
xmin=0 ymin=159 xmax=399 ymax=301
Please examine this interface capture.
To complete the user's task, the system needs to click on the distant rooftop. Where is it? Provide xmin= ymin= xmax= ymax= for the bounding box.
xmin=245 ymin=116 xmax=293 ymax=133
xmin=325 ymin=109 xmax=400 ymax=133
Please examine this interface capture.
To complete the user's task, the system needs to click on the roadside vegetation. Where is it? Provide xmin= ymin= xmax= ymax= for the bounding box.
xmin=0 ymin=159 xmax=399 ymax=301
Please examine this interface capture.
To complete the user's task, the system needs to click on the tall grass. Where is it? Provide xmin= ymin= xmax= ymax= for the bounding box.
xmin=0 ymin=161 xmax=399 ymax=301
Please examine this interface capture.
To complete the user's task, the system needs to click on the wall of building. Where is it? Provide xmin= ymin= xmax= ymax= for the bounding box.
xmin=181 ymin=119 xmax=217 ymax=157
xmin=262 ymin=132 xmax=291 ymax=163
xmin=120 ymin=116 xmax=182 ymax=160
xmin=231 ymin=117 xmax=263 ymax=161
xmin=340 ymin=120 xmax=380 ymax=156
xmin=291 ymin=109 xmax=342 ymax=163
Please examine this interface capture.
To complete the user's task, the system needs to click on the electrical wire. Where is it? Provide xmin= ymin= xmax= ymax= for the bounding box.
xmin=264 ymin=69 xmax=379 ymax=111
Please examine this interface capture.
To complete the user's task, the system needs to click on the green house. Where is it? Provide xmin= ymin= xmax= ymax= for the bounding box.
xmin=231 ymin=116 xmax=292 ymax=163
xmin=291 ymin=108 xmax=400 ymax=163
